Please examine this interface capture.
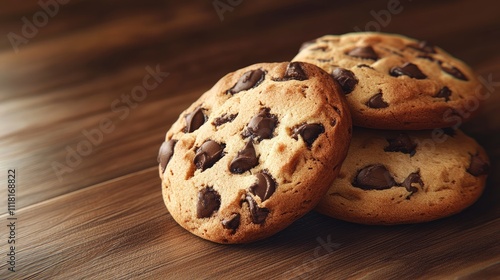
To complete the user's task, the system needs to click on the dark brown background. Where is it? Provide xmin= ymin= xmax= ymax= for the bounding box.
xmin=0 ymin=0 xmax=499 ymax=279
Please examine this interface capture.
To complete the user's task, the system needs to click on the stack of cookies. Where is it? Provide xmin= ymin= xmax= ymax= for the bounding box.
xmin=157 ymin=32 xmax=490 ymax=243
xmin=293 ymin=33 xmax=490 ymax=225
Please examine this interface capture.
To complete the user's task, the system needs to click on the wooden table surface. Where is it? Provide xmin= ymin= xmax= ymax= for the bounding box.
xmin=1 ymin=0 xmax=499 ymax=279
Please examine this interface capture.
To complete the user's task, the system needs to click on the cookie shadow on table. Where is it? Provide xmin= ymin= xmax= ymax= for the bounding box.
xmin=252 ymin=173 xmax=499 ymax=250
xmin=155 ymin=169 xmax=498 ymax=253
xmin=151 ymin=178 xmax=498 ymax=279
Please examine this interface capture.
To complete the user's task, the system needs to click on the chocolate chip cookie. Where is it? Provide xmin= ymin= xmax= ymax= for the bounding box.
xmin=293 ymin=32 xmax=483 ymax=130
xmin=158 ymin=62 xmax=351 ymax=243
xmin=316 ymin=128 xmax=489 ymax=225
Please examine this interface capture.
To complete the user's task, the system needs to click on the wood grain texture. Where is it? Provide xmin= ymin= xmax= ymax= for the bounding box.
xmin=0 ymin=0 xmax=499 ymax=278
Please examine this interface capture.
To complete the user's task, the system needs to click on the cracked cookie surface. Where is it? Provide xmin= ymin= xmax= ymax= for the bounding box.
xmin=158 ymin=62 xmax=351 ymax=243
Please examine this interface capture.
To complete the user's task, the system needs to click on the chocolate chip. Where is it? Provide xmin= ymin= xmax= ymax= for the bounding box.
xmin=242 ymin=108 xmax=277 ymax=141
xmin=222 ymin=213 xmax=240 ymax=231
xmin=467 ymin=154 xmax=489 ymax=176
xmin=408 ymin=41 xmax=436 ymax=53
xmin=228 ymin=69 xmax=265 ymax=94
xmin=282 ymin=62 xmax=307 ymax=81
xmin=250 ymin=172 xmax=276 ymax=201
xmin=402 ymin=172 xmax=423 ymax=193
xmin=158 ymin=139 xmax=177 ymax=173
xmin=366 ymin=92 xmax=388 ymax=108
xmin=197 ymin=187 xmax=220 ymax=218
xmin=246 ymin=195 xmax=269 ymax=224
xmin=390 ymin=62 xmax=427 ymax=79
xmin=435 ymin=86 xmax=452 ymax=101
xmin=194 ymin=140 xmax=224 ymax=171
xmin=331 ymin=68 xmax=358 ymax=94
xmin=184 ymin=107 xmax=205 ymax=133
xmin=292 ymin=123 xmax=325 ymax=147
xmin=346 ymin=46 xmax=378 ymax=60
xmin=213 ymin=113 xmax=238 ymax=127
xmin=353 ymin=164 xmax=396 ymax=190
xmin=384 ymin=133 xmax=417 ymax=156
xmin=229 ymin=141 xmax=258 ymax=174
xmin=439 ymin=63 xmax=468 ymax=81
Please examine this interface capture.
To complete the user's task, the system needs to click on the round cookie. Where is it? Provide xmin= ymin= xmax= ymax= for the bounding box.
xmin=158 ymin=62 xmax=352 ymax=243
xmin=293 ymin=32 xmax=483 ymax=130
xmin=316 ymin=127 xmax=489 ymax=225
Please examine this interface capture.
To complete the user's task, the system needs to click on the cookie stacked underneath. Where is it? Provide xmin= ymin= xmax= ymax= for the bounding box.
xmin=293 ymin=32 xmax=489 ymax=225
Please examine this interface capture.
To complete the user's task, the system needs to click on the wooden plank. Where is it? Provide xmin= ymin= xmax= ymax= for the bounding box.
xmin=0 ymin=168 xmax=498 ymax=279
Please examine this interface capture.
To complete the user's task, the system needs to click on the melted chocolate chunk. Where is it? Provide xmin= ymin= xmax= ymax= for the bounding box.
xmin=402 ymin=172 xmax=423 ymax=193
xmin=184 ymin=107 xmax=205 ymax=133
xmin=384 ymin=133 xmax=417 ymax=156
xmin=390 ymin=62 xmax=427 ymax=79
xmin=408 ymin=41 xmax=436 ymax=53
xmin=366 ymin=92 xmax=388 ymax=108
xmin=346 ymin=46 xmax=378 ymax=60
xmin=194 ymin=140 xmax=224 ymax=171
xmin=353 ymin=164 xmax=396 ymax=190
xmin=213 ymin=113 xmax=238 ymax=127
xmin=282 ymin=62 xmax=308 ymax=81
xmin=197 ymin=187 xmax=221 ymax=218
xmin=222 ymin=213 xmax=240 ymax=231
xmin=292 ymin=123 xmax=325 ymax=147
xmin=229 ymin=141 xmax=258 ymax=174
xmin=242 ymin=108 xmax=277 ymax=141
xmin=439 ymin=63 xmax=468 ymax=81
xmin=435 ymin=86 xmax=452 ymax=101
xmin=467 ymin=154 xmax=489 ymax=176
xmin=228 ymin=69 xmax=265 ymax=94
xmin=158 ymin=139 xmax=177 ymax=173
xmin=250 ymin=172 xmax=276 ymax=201
xmin=246 ymin=195 xmax=269 ymax=224
xmin=331 ymin=68 xmax=358 ymax=94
